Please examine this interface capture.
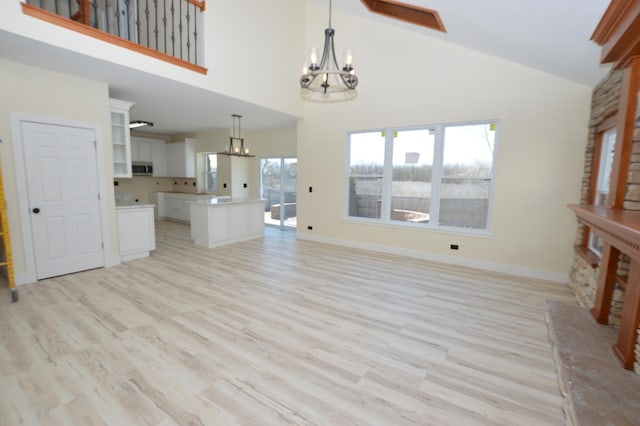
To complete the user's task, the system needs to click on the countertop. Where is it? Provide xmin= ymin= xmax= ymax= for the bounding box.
xmin=116 ymin=203 xmax=155 ymax=210
xmin=190 ymin=198 xmax=261 ymax=206
xmin=157 ymin=191 xmax=213 ymax=196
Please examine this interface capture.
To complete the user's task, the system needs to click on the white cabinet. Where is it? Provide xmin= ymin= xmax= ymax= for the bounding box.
xmin=131 ymin=137 xmax=168 ymax=176
xmin=166 ymin=138 xmax=196 ymax=178
xmin=131 ymin=137 xmax=152 ymax=162
xmin=190 ymin=199 xmax=264 ymax=248
xmin=165 ymin=195 xmax=192 ymax=222
xmin=110 ymin=99 xmax=134 ymax=178
xmin=151 ymin=141 xmax=168 ymax=177
xmin=116 ymin=205 xmax=156 ymax=261
xmin=155 ymin=192 xmax=212 ymax=223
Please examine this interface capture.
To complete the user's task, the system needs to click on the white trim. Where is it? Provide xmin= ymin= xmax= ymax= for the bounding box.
xmin=296 ymin=232 xmax=568 ymax=283
xmin=345 ymin=119 xmax=499 ymax=235
xmin=10 ymin=113 xmax=117 ymax=284
xmin=344 ymin=216 xmax=494 ymax=238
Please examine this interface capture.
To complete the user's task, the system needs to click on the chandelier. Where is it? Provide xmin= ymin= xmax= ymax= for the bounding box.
xmin=221 ymin=114 xmax=254 ymax=157
xmin=300 ymin=0 xmax=358 ymax=94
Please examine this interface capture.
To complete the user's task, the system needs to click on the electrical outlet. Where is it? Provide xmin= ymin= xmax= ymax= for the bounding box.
xmin=114 ymin=181 xmax=119 ymax=186
xmin=243 ymin=183 xmax=247 ymax=188
xmin=307 ymin=225 xmax=313 ymax=230
xmin=309 ymin=186 xmax=313 ymax=193
xmin=450 ymin=244 xmax=459 ymax=250
xmin=223 ymin=183 xmax=227 ymax=188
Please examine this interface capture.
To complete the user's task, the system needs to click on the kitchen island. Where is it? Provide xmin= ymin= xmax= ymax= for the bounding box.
xmin=190 ymin=198 xmax=264 ymax=248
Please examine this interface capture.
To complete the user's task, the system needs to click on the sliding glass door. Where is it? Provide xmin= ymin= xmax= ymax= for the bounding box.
xmin=260 ymin=158 xmax=297 ymax=229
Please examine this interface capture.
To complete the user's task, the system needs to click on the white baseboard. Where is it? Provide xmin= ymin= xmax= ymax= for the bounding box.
xmin=105 ymin=254 xmax=121 ymax=268
xmin=296 ymin=233 xmax=568 ymax=283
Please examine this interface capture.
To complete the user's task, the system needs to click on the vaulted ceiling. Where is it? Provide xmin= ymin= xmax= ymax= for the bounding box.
xmin=2 ymin=0 xmax=614 ymax=135
xmin=325 ymin=0 xmax=612 ymax=87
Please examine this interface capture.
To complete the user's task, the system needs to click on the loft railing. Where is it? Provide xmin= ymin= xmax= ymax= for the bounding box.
xmin=25 ymin=0 xmax=205 ymax=67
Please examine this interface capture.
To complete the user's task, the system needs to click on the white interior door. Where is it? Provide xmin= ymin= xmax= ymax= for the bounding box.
xmin=21 ymin=122 xmax=104 ymax=279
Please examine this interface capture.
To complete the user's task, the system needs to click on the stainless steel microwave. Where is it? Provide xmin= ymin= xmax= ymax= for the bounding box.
xmin=132 ymin=162 xmax=153 ymax=176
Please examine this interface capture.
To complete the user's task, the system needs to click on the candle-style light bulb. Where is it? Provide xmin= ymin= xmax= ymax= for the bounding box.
xmin=344 ymin=49 xmax=353 ymax=66
xmin=309 ymin=48 xmax=319 ymax=67
xmin=302 ymin=62 xmax=309 ymax=76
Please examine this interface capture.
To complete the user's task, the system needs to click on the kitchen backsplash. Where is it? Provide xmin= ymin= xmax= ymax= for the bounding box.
xmin=170 ymin=178 xmax=198 ymax=193
xmin=114 ymin=176 xmax=172 ymax=204
xmin=114 ymin=177 xmax=200 ymax=204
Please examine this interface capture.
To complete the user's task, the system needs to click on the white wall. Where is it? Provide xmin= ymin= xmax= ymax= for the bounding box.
xmin=296 ymin=3 xmax=591 ymax=281
xmin=195 ymin=126 xmax=297 ymax=198
xmin=208 ymin=0 xmax=305 ymax=116
xmin=0 ymin=59 xmax=116 ymax=279
xmin=0 ymin=0 xmax=305 ymax=118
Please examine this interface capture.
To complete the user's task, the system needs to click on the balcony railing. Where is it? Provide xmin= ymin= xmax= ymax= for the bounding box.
xmin=25 ymin=0 xmax=205 ymax=67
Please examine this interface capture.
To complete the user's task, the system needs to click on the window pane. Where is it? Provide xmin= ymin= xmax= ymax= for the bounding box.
xmin=439 ymin=178 xmax=490 ymax=229
xmin=349 ymin=177 xmax=382 ymax=218
xmin=349 ymin=132 xmax=385 ymax=176
xmin=595 ymin=128 xmax=616 ymax=206
xmin=443 ymin=123 xmax=495 ymax=177
xmin=261 ymin=159 xmax=282 ymax=206
xmin=390 ymin=129 xmax=434 ymax=223
xmin=440 ymin=123 xmax=495 ymax=229
xmin=349 ymin=132 xmax=385 ymax=218
xmin=205 ymin=154 xmax=217 ymax=192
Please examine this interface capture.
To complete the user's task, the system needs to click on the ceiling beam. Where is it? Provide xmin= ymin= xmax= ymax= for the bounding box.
xmin=360 ymin=0 xmax=446 ymax=33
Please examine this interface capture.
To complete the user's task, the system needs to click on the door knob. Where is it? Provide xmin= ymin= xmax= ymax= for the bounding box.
xmin=32 ymin=208 xmax=40 ymax=214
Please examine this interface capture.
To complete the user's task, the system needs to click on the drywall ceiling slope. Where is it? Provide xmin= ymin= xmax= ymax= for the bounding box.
xmin=320 ymin=0 xmax=611 ymax=87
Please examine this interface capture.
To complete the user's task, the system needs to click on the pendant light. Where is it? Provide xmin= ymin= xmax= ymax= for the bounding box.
xmin=220 ymin=114 xmax=254 ymax=157
xmin=300 ymin=0 xmax=358 ymax=95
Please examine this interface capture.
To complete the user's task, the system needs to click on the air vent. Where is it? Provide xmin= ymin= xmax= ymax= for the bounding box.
xmin=361 ymin=0 xmax=446 ymax=33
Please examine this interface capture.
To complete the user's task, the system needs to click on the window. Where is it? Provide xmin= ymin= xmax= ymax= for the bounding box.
xmin=347 ymin=121 xmax=497 ymax=233
xmin=588 ymin=127 xmax=617 ymax=256
xmin=204 ymin=153 xmax=217 ymax=192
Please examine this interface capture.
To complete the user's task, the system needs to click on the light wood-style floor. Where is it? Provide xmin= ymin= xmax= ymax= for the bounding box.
xmin=0 ymin=221 xmax=577 ymax=425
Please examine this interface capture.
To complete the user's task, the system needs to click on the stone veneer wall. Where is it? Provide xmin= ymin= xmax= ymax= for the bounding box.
xmin=568 ymin=70 xmax=623 ymax=314
xmin=569 ymin=70 xmax=640 ymax=374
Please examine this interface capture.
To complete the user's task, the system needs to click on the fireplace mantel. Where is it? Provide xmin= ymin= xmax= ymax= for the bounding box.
xmin=569 ymin=204 xmax=640 ymax=262
xmin=569 ymin=203 xmax=640 ymax=369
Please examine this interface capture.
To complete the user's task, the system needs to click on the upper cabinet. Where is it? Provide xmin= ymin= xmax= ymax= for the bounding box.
xmin=166 ymin=138 xmax=196 ymax=178
xmin=131 ymin=136 xmax=168 ymax=177
xmin=110 ymin=99 xmax=134 ymax=178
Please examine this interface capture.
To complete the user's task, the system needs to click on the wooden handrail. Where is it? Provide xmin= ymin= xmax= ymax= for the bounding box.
xmin=21 ymin=3 xmax=207 ymax=75
xmin=188 ymin=0 xmax=206 ymax=11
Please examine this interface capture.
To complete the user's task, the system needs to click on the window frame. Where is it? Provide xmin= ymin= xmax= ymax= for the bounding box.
xmin=576 ymin=114 xmax=618 ymax=267
xmin=203 ymin=152 xmax=218 ymax=193
xmin=587 ymin=126 xmax=617 ymax=256
xmin=345 ymin=120 xmax=499 ymax=236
